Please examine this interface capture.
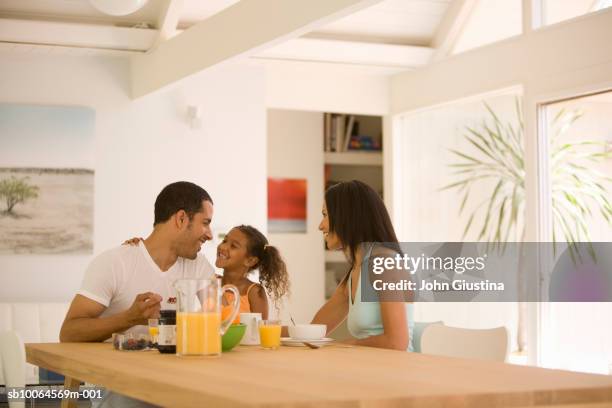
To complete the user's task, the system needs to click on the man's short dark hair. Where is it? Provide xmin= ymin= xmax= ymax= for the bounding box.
xmin=154 ymin=181 xmax=213 ymax=226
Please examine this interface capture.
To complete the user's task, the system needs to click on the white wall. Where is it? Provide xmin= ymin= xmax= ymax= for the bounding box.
xmin=267 ymin=109 xmax=325 ymax=323
xmin=0 ymin=52 xmax=267 ymax=302
xmin=263 ymin=59 xmax=391 ymax=115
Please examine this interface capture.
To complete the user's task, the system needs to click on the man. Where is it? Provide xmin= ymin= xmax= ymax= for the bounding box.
xmin=60 ymin=181 xmax=215 ymax=343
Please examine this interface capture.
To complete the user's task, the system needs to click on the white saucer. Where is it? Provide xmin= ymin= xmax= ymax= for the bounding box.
xmin=281 ymin=337 xmax=334 ymax=347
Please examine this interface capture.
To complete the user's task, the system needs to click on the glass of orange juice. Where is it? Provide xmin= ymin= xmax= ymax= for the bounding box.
xmin=148 ymin=318 xmax=159 ymax=345
xmin=259 ymin=320 xmax=282 ymax=350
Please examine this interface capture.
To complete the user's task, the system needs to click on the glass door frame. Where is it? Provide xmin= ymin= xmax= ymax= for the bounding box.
xmin=529 ymin=84 xmax=612 ymax=366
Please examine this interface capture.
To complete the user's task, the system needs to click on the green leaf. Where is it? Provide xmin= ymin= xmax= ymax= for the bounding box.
xmin=494 ymin=198 xmax=508 ymax=243
xmin=478 ymin=180 xmax=504 ymax=241
xmin=514 ymin=97 xmax=524 ymax=131
xmin=448 ymin=149 xmax=483 ymax=163
xmin=463 ymin=212 xmax=476 ymax=239
xmin=459 ymin=187 xmax=470 ymax=215
xmin=439 ymin=174 xmax=495 ymax=191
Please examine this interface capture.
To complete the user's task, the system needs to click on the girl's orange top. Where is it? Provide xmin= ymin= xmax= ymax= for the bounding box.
xmin=221 ymin=283 xmax=258 ymax=324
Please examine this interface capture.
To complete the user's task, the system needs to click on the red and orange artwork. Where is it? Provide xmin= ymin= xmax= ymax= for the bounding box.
xmin=267 ymin=178 xmax=307 ymax=233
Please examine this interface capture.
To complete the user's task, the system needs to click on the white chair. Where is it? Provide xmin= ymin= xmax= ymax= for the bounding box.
xmin=0 ymin=331 xmax=26 ymax=408
xmin=0 ymin=302 xmax=70 ymax=384
xmin=411 ymin=321 xmax=443 ymax=353
xmin=421 ymin=324 xmax=509 ymax=362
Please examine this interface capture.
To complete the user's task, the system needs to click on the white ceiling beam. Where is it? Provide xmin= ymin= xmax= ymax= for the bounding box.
xmin=0 ymin=18 xmax=156 ymax=51
xmin=256 ymin=38 xmax=433 ymax=68
xmin=153 ymin=0 xmax=184 ymax=47
xmin=130 ymin=0 xmax=384 ymax=98
xmin=391 ymin=8 xmax=612 ymax=114
xmin=430 ymin=0 xmax=478 ymax=62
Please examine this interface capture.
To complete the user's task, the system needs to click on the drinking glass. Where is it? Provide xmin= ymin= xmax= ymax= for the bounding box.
xmin=259 ymin=320 xmax=282 ymax=350
xmin=148 ymin=318 xmax=159 ymax=346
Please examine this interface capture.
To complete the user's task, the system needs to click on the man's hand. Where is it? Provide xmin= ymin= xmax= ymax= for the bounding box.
xmin=125 ymin=292 xmax=162 ymax=326
xmin=122 ymin=237 xmax=144 ymax=246
xmin=61 ymin=292 xmax=163 ymax=342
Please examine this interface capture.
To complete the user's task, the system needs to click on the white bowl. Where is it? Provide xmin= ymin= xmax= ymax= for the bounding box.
xmin=288 ymin=324 xmax=326 ymax=340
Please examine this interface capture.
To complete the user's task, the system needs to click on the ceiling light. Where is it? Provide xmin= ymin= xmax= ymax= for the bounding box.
xmin=89 ymin=0 xmax=149 ymax=16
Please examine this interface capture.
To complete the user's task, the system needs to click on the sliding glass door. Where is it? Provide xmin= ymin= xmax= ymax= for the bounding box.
xmin=538 ymin=91 xmax=612 ymax=374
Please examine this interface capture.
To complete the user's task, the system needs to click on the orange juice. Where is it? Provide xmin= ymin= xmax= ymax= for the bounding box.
xmin=148 ymin=326 xmax=159 ymax=337
xmin=259 ymin=324 xmax=281 ymax=349
xmin=176 ymin=312 xmax=221 ymax=356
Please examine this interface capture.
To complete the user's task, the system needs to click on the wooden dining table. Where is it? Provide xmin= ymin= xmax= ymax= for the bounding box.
xmin=26 ymin=342 xmax=612 ymax=408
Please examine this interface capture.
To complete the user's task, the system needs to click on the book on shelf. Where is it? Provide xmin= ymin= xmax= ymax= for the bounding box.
xmin=324 ymin=113 xmax=331 ymax=152
xmin=323 ymin=113 xmax=353 ymax=153
xmin=343 ymin=115 xmax=355 ymax=152
xmin=335 ymin=115 xmax=345 ymax=152
xmin=347 ymin=134 xmax=382 ymax=151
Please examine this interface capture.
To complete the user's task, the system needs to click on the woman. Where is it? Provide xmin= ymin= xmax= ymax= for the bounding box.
xmin=312 ymin=180 xmax=413 ymax=351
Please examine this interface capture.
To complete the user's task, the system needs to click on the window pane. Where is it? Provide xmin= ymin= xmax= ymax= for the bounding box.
xmin=396 ymin=92 xmax=524 ymax=242
xmin=453 ymin=0 xmax=522 ymax=54
xmin=540 ymin=91 xmax=612 ymax=374
xmin=543 ymin=0 xmax=612 ymax=26
xmin=545 ymin=92 xmax=612 ymax=243
xmin=395 ymin=91 xmax=524 ymax=360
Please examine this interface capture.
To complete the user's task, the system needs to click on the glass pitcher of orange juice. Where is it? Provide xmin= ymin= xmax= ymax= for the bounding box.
xmin=174 ymin=278 xmax=240 ymax=357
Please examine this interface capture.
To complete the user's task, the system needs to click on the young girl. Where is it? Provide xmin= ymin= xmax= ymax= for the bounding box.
xmin=123 ymin=225 xmax=289 ymax=320
xmin=217 ymin=225 xmax=290 ymax=320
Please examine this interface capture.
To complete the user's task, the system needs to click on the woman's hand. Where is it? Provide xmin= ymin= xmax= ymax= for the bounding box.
xmin=122 ymin=237 xmax=143 ymax=246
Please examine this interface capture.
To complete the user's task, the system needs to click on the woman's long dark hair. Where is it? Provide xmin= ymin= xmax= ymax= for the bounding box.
xmin=325 ymin=180 xmax=399 ymax=281
xmin=235 ymin=225 xmax=290 ymax=305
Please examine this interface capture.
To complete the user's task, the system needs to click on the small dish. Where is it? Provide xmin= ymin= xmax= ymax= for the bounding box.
xmin=281 ymin=337 xmax=334 ymax=347
xmin=112 ymin=333 xmax=150 ymax=351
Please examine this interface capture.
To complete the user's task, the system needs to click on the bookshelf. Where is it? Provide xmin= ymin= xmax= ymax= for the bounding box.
xmin=324 ymin=151 xmax=382 ymax=166
xmin=323 ymin=113 xmax=384 ymax=299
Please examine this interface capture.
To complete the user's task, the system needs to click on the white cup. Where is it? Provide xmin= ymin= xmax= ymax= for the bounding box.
xmin=240 ymin=313 xmax=262 ymax=345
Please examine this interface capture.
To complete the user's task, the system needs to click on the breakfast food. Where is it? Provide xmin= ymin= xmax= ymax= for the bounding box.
xmin=112 ymin=333 xmax=149 ymax=351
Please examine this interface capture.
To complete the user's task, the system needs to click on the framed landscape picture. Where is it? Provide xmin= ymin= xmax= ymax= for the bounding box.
xmin=0 ymin=104 xmax=95 ymax=254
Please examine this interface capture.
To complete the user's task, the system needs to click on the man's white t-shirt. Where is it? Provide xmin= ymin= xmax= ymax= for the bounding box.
xmin=78 ymin=241 xmax=214 ymax=336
